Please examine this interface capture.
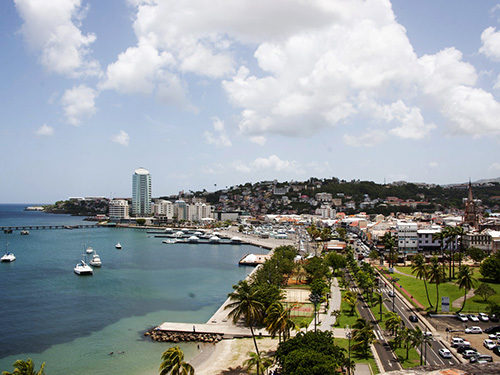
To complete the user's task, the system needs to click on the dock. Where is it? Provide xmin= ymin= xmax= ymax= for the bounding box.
xmin=1 ymin=224 xmax=100 ymax=232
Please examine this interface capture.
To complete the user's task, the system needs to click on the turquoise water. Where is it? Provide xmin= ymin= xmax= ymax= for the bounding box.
xmin=0 ymin=205 xmax=263 ymax=374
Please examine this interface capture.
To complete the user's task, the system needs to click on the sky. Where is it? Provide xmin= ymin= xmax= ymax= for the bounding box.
xmin=2 ymin=0 xmax=500 ymax=203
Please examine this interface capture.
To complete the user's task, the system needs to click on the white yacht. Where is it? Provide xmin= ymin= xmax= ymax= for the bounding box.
xmin=209 ymin=235 xmax=220 ymax=243
xmin=89 ymin=253 xmax=102 ymax=267
xmin=74 ymin=260 xmax=93 ymax=275
xmin=86 ymin=246 xmax=94 ymax=254
xmin=115 ymin=242 xmax=122 ymax=249
xmin=162 ymin=239 xmax=177 ymax=244
xmin=1 ymin=252 xmax=16 ymax=262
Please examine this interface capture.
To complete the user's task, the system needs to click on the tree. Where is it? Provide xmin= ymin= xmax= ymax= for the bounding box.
xmin=136 ymin=218 xmax=146 ymax=225
xmin=453 ymin=226 xmax=466 ymax=269
xmin=487 ymin=301 xmax=500 ymax=317
xmin=385 ymin=312 xmax=401 ymax=336
xmin=381 ymin=232 xmax=397 ymax=267
xmin=2 ymin=359 xmax=45 ymax=375
xmin=330 ymin=309 xmax=341 ymax=326
xmin=427 ymin=256 xmax=446 ymax=313
xmin=159 ymin=346 xmax=194 ymax=375
xmin=275 ymin=331 xmax=346 ymax=375
xmin=243 ymin=351 xmax=273 ymax=375
xmin=265 ymin=302 xmax=296 ymax=342
xmin=352 ymin=318 xmax=375 ymax=358
xmin=474 ymin=283 xmax=496 ymax=302
xmin=480 ymin=253 xmax=500 ymax=283
xmin=225 ymin=280 xmax=264 ymax=367
xmin=324 ymin=252 xmax=347 ymax=275
xmin=411 ymin=254 xmax=433 ymax=309
xmin=372 ymin=292 xmax=390 ymax=322
xmin=468 ymin=247 xmax=486 ymax=263
xmin=342 ymin=291 xmax=357 ymax=316
xmin=456 ymin=265 xmax=477 ymax=312
xmin=410 ymin=326 xmax=424 ymax=363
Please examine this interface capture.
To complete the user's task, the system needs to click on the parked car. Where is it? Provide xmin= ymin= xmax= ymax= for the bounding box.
xmin=484 ymin=339 xmax=496 ymax=350
xmin=494 ymin=345 xmax=500 ymax=356
xmin=438 ymin=348 xmax=452 ymax=358
xmin=467 ymin=314 xmax=480 ymax=322
xmin=470 ymin=354 xmax=493 ymax=363
xmin=409 ymin=315 xmax=418 ymax=322
xmin=457 ymin=345 xmax=475 ymax=354
xmin=488 ymin=332 xmax=500 ymax=340
xmin=451 ymin=337 xmax=471 ymax=348
xmin=465 ymin=326 xmax=483 ymax=334
xmin=485 ymin=325 xmax=500 ymax=334
xmin=479 ymin=312 xmax=489 ymax=322
xmin=456 ymin=313 xmax=468 ymax=322
xmin=489 ymin=314 xmax=499 ymax=322
xmin=462 ymin=349 xmax=480 ymax=359
xmin=388 ymin=290 xmax=395 ymax=297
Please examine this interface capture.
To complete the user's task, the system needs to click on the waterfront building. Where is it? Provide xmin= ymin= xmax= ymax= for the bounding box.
xmin=153 ymin=200 xmax=174 ymax=223
xmin=188 ymin=202 xmax=213 ymax=222
xmin=132 ymin=167 xmax=152 ymax=217
xmin=174 ymin=199 xmax=188 ymax=221
xmin=109 ymin=199 xmax=130 ymax=221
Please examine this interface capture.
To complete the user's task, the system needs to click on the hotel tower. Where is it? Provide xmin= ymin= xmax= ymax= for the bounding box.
xmin=132 ymin=167 xmax=152 ymax=217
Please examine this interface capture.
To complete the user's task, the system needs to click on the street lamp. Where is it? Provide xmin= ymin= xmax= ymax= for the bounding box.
xmin=391 ymin=277 xmax=399 ymax=313
xmin=309 ymin=292 xmax=321 ymax=332
xmin=345 ymin=324 xmax=352 ymax=375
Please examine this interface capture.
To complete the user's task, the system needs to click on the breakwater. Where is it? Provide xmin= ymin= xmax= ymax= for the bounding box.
xmin=145 ymin=328 xmax=223 ymax=343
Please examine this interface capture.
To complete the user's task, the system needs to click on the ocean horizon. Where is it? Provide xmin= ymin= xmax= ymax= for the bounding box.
xmin=0 ymin=204 xmax=265 ymax=374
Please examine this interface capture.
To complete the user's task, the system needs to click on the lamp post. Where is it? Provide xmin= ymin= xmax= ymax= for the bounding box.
xmin=391 ymin=277 xmax=399 ymax=313
xmin=309 ymin=292 xmax=321 ymax=332
xmin=345 ymin=324 xmax=352 ymax=375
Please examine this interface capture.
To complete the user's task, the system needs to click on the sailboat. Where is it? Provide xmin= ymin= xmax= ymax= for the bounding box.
xmin=115 ymin=242 xmax=122 ymax=249
xmin=1 ymin=243 xmax=15 ymax=262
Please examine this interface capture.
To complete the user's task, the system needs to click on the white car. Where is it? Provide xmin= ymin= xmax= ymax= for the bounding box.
xmin=451 ymin=337 xmax=471 ymax=347
xmin=456 ymin=313 xmax=468 ymax=322
xmin=479 ymin=313 xmax=489 ymax=322
xmin=488 ymin=332 xmax=500 ymax=340
xmin=484 ymin=339 xmax=496 ymax=350
xmin=423 ymin=331 xmax=433 ymax=339
xmin=467 ymin=314 xmax=479 ymax=322
xmin=465 ymin=326 xmax=482 ymax=334
xmin=439 ymin=348 xmax=452 ymax=358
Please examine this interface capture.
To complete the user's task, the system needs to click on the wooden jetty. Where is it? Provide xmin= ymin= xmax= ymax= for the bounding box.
xmin=1 ymin=224 xmax=100 ymax=232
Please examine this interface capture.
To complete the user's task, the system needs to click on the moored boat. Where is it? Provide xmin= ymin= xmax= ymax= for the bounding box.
xmin=115 ymin=242 xmax=122 ymax=249
xmin=1 ymin=243 xmax=15 ymax=262
xmin=89 ymin=253 xmax=102 ymax=267
xmin=74 ymin=260 xmax=93 ymax=275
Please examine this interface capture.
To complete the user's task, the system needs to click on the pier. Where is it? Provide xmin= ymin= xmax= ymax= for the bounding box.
xmin=1 ymin=224 xmax=100 ymax=232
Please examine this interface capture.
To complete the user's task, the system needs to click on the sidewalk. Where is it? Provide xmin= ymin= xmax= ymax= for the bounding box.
xmin=310 ymin=277 xmax=342 ymax=331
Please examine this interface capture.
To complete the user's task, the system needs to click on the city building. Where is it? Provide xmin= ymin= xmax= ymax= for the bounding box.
xmin=153 ymin=200 xmax=174 ymax=223
xmin=109 ymin=199 xmax=130 ymax=221
xmin=397 ymin=221 xmax=418 ymax=255
xmin=417 ymin=227 xmax=442 ymax=253
xmin=132 ymin=167 xmax=152 ymax=217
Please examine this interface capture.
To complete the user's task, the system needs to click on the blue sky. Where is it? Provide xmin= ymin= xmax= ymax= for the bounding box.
xmin=2 ymin=0 xmax=500 ymax=203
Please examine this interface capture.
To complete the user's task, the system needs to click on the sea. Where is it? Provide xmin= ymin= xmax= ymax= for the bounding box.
xmin=0 ymin=204 xmax=265 ymax=374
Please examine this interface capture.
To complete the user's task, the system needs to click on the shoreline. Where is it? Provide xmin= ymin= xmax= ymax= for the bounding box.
xmin=184 ymin=230 xmax=296 ymax=372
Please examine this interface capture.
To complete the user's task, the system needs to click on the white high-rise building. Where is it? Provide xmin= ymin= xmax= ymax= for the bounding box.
xmin=153 ymin=200 xmax=174 ymax=221
xmin=109 ymin=199 xmax=129 ymax=221
xmin=132 ymin=167 xmax=152 ymax=216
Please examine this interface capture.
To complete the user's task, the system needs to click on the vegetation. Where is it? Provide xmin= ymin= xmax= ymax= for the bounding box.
xmin=2 ymin=359 xmax=45 ymax=375
xmin=275 ymin=330 xmax=346 ymax=375
xmin=480 ymin=252 xmax=500 ymax=282
xmin=159 ymin=346 xmax=194 ymax=375
xmin=455 ymin=265 xmax=477 ymax=312
xmin=475 ymin=283 xmax=496 ymax=302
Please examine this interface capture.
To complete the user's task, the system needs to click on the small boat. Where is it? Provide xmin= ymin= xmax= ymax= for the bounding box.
xmin=20 ymin=230 xmax=29 ymax=235
xmin=162 ymin=239 xmax=177 ymax=244
xmin=115 ymin=242 xmax=122 ymax=249
xmin=1 ymin=243 xmax=15 ymax=262
xmin=209 ymin=236 xmax=220 ymax=243
xmin=74 ymin=260 xmax=93 ymax=275
xmin=188 ymin=235 xmax=199 ymax=243
xmin=86 ymin=246 xmax=94 ymax=254
xmin=89 ymin=253 xmax=102 ymax=267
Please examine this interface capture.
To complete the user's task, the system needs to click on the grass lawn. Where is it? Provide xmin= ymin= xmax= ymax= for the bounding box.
xmin=335 ymin=337 xmax=380 ymax=374
xmin=335 ymin=290 xmax=361 ymax=328
xmin=384 ymin=266 xmax=500 ymax=313
xmin=390 ymin=342 xmax=422 ymax=369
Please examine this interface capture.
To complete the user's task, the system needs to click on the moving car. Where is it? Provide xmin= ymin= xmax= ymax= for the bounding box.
xmin=465 ymin=326 xmax=482 ymax=334
xmin=479 ymin=312 xmax=489 ymax=322
xmin=484 ymin=339 xmax=496 ymax=350
xmin=456 ymin=313 xmax=468 ymax=322
xmin=438 ymin=348 xmax=452 ymax=358
xmin=467 ymin=314 xmax=479 ymax=322
xmin=409 ymin=315 xmax=418 ymax=323
xmin=388 ymin=290 xmax=395 ymax=297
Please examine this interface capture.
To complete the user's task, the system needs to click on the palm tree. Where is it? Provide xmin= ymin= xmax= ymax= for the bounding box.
xmin=342 ymin=291 xmax=357 ymax=316
xmin=225 ymin=280 xmax=264 ymax=367
xmin=411 ymin=254 xmax=433 ymax=309
xmin=432 ymin=229 xmax=446 ymax=257
xmin=384 ymin=311 xmax=401 ymax=336
xmin=2 ymin=359 xmax=45 ymax=375
xmin=159 ymin=346 xmax=194 ymax=375
xmin=381 ymin=232 xmax=397 ymax=268
xmin=410 ymin=326 xmax=424 ymax=364
xmin=352 ymin=318 xmax=375 ymax=358
xmin=243 ymin=351 xmax=273 ymax=375
xmin=454 ymin=226 xmax=465 ymax=270
xmin=456 ymin=265 xmax=477 ymax=313
xmin=265 ymin=302 xmax=295 ymax=342
xmin=372 ymin=292 xmax=390 ymax=322
xmin=444 ymin=226 xmax=457 ymax=281
xmin=427 ymin=256 xmax=446 ymax=314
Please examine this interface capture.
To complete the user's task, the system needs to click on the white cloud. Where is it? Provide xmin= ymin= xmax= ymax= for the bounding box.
xmin=343 ymin=129 xmax=387 ymax=147
xmin=250 ymin=136 xmax=266 ymax=145
xmin=429 ymin=161 xmax=438 ymax=168
xmin=233 ymin=155 xmax=301 ymax=173
xmin=15 ymin=0 xmax=100 ymax=77
xmin=488 ymin=162 xmax=500 ymax=172
xmin=111 ymin=130 xmax=130 ymax=146
xmin=204 ymin=117 xmax=231 ymax=147
xmin=36 ymin=124 xmax=54 ymax=136
xmin=61 ymin=84 xmax=97 ymax=125
xmin=480 ymin=26 xmax=500 ymax=61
